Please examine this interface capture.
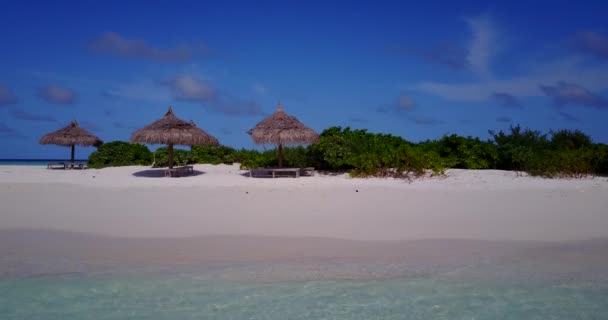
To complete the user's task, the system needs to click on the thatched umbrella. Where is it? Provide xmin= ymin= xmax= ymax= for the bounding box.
xmin=248 ymin=102 xmax=319 ymax=167
xmin=40 ymin=120 xmax=102 ymax=164
xmin=130 ymin=106 xmax=219 ymax=168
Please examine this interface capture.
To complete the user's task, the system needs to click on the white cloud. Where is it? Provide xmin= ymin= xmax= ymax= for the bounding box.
xmin=253 ymin=83 xmax=268 ymax=95
xmin=0 ymin=85 xmax=18 ymax=106
xmin=163 ymin=75 xmax=217 ymax=102
xmin=575 ymin=31 xmax=608 ymax=60
xmin=492 ymin=92 xmax=522 ymax=108
xmin=102 ymin=81 xmax=172 ymax=103
xmin=540 ymin=81 xmax=608 ymax=109
xmin=162 ymin=75 xmax=262 ymax=116
xmin=412 ymin=56 xmax=608 ymax=102
xmin=410 ymin=16 xmax=608 ymax=106
xmin=377 ymin=94 xmax=417 ymax=114
xmin=397 ymin=94 xmax=416 ymax=110
xmin=465 ymin=14 xmax=496 ymax=79
xmin=38 ymin=85 xmax=77 ymax=104
xmin=11 ymin=109 xmax=56 ymax=122
xmin=410 ymin=116 xmax=444 ymax=126
xmin=90 ymin=32 xmax=193 ymax=62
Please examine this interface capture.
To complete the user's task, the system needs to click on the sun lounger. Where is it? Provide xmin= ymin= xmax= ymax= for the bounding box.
xmin=249 ymin=167 xmax=309 ymax=178
xmin=47 ymin=161 xmax=88 ymax=170
xmin=164 ymin=165 xmax=194 ymax=177
xmin=300 ymin=167 xmax=315 ymax=176
xmin=47 ymin=161 xmax=67 ymax=169
xmin=71 ymin=161 xmax=88 ymax=169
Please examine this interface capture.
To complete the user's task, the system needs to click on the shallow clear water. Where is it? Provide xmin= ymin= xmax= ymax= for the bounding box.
xmin=0 ymin=160 xmax=70 ymax=166
xmin=1 ymin=271 xmax=607 ymax=319
xmin=2 ymin=231 xmax=608 ymax=319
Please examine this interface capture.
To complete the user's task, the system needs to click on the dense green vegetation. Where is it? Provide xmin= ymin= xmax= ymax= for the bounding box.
xmin=310 ymin=127 xmax=445 ymax=178
xmin=489 ymin=126 xmax=607 ymax=178
xmin=88 ymin=125 xmax=607 ymax=178
xmin=88 ymin=141 xmax=153 ymax=169
xmin=418 ymin=134 xmax=498 ymax=170
xmin=151 ymin=147 xmax=191 ymax=168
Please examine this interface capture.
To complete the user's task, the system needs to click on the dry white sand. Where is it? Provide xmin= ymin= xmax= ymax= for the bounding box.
xmin=1 ymin=164 xmax=607 ymax=242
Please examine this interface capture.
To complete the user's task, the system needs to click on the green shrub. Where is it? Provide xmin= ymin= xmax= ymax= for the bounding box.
xmin=312 ymin=126 xmax=445 ymax=178
xmin=237 ymin=149 xmax=275 ymax=169
xmin=550 ymin=129 xmax=592 ymax=150
xmin=88 ymin=141 xmax=153 ymax=168
xmin=153 ymin=147 xmax=191 ymax=168
xmin=420 ymin=134 xmax=497 ymax=169
xmin=314 ymin=127 xmax=412 ymax=170
xmin=592 ymin=144 xmax=608 ymax=176
xmin=190 ymin=145 xmax=238 ymax=165
xmin=490 ymin=125 xmax=549 ymax=171
xmin=313 ymin=126 xmax=360 ymax=170
xmin=527 ymin=148 xmax=596 ymax=178
xmin=283 ymin=146 xmax=315 ymax=168
xmin=489 ymin=126 xmax=604 ymax=178
xmin=413 ymin=147 xmax=449 ymax=176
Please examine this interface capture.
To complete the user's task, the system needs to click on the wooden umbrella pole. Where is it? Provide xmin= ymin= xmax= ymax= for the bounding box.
xmin=278 ymin=143 xmax=283 ymax=168
xmin=71 ymin=144 xmax=75 ymax=168
xmin=168 ymin=144 xmax=174 ymax=169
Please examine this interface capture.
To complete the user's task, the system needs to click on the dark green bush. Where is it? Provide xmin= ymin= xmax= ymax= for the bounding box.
xmin=314 ymin=127 xmax=412 ymax=170
xmin=412 ymin=147 xmax=449 ymax=175
xmin=527 ymin=148 xmax=596 ymax=178
xmin=488 ymin=125 xmax=606 ymax=177
xmin=348 ymin=144 xmax=444 ymax=178
xmin=593 ymin=144 xmax=608 ymax=176
xmin=190 ymin=145 xmax=238 ymax=165
xmin=282 ymin=146 xmax=315 ymax=168
xmin=313 ymin=126 xmax=359 ymax=170
xmin=550 ymin=129 xmax=592 ymax=150
xmin=88 ymin=141 xmax=153 ymax=168
xmin=420 ymin=134 xmax=497 ymax=169
xmin=490 ymin=125 xmax=549 ymax=171
xmin=312 ymin=126 xmax=444 ymax=178
xmin=153 ymin=147 xmax=191 ymax=168
xmin=237 ymin=149 xmax=275 ymax=169
xmin=236 ymin=146 xmax=316 ymax=169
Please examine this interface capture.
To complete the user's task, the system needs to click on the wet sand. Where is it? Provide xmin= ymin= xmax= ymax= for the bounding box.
xmin=1 ymin=230 xmax=608 ymax=283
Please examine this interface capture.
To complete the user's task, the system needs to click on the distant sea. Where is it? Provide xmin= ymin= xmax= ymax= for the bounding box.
xmin=0 ymin=159 xmax=87 ymax=166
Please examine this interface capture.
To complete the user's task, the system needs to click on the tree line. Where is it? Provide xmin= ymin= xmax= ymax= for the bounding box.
xmin=88 ymin=125 xmax=608 ymax=178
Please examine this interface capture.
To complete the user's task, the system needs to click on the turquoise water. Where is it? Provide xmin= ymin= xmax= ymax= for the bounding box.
xmin=1 ymin=272 xmax=607 ymax=319
xmin=2 ymin=231 xmax=607 ymax=319
xmin=0 ymin=159 xmax=79 ymax=166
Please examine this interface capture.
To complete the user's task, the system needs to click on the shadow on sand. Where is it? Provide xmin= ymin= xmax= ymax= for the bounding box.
xmin=238 ymin=171 xmax=316 ymax=178
xmin=132 ymin=169 xmax=206 ymax=178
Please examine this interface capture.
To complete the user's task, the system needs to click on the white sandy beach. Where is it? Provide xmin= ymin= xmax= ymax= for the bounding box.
xmin=1 ymin=164 xmax=607 ymax=242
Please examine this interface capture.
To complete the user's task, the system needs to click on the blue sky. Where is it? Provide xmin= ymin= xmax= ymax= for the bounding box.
xmin=1 ymin=0 xmax=608 ymax=159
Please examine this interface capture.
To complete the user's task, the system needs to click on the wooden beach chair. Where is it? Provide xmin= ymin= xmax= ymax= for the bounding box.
xmin=300 ymin=167 xmax=315 ymax=176
xmin=47 ymin=161 xmax=67 ymax=169
xmin=164 ymin=165 xmax=194 ymax=177
xmin=72 ymin=161 xmax=88 ymax=169
xmin=248 ymin=167 xmax=302 ymax=178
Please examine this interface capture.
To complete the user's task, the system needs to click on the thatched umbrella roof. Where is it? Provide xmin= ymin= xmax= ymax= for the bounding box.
xmin=39 ymin=120 xmax=102 ymax=165
xmin=248 ymin=102 xmax=319 ymax=145
xmin=40 ymin=120 xmax=101 ymax=147
xmin=248 ymin=102 xmax=318 ymax=167
xmin=131 ymin=106 xmax=219 ymax=146
xmin=130 ymin=106 xmax=218 ymax=168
